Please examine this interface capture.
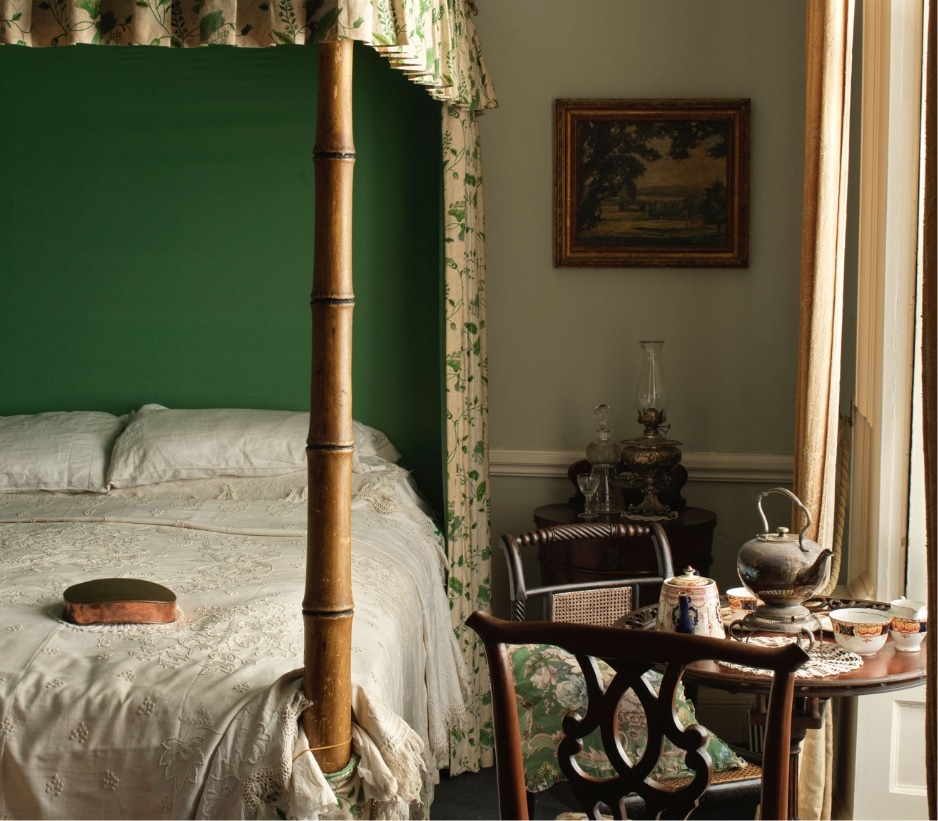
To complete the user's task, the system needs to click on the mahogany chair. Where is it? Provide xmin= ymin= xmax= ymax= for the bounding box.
xmin=466 ymin=611 xmax=808 ymax=820
xmin=500 ymin=521 xmax=764 ymax=817
xmin=501 ymin=521 xmax=675 ymax=626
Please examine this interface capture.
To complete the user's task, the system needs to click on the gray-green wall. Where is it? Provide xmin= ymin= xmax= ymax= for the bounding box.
xmin=0 ymin=42 xmax=445 ymax=511
xmin=473 ymin=1 xmax=807 ymax=605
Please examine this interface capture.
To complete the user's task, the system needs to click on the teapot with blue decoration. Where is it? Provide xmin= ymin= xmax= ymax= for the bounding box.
xmin=655 ymin=566 xmax=725 ymax=638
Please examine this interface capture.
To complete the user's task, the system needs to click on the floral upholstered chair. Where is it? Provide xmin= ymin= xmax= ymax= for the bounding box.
xmin=509 ymin=643 xmax=750 ymax=795
xmin=467 ymin=611 xmax=806 ymax=820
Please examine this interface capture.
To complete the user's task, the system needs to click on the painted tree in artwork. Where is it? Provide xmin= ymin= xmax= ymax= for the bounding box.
xmin=701 ymin=179 xmax=728 ymax=234
xmin=575 ymin=118 xmax=728 ymax=234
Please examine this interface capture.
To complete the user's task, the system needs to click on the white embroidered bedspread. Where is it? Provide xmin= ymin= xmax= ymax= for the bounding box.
xmin=0 ymin=466 xmax=467 ymax=819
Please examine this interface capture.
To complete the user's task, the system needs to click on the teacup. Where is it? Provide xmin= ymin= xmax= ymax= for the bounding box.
xmin=725 ymin=586 xmax=762 ymax=623
xmin=829 ymin=608 xmax=892 ymax=656
xmin=889 ymin=597 xmax=927 ymax=619
xmin=890 ymin=615 xmax=927 ymax=652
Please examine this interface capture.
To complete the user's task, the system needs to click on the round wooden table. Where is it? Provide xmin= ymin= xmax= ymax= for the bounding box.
xmin=618 ymin=596 xmax=927 ymax=819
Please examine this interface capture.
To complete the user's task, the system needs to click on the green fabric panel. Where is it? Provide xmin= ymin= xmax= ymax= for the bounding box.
xmin=0 ymin=42 xmax=443 ymax=512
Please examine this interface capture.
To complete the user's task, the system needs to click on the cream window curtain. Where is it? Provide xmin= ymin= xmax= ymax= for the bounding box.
xmin=1 ymin=0 xmax=498 ymax=774
xmin=793 ymin=0 xmax=854 ymax=818
xmin=797 ymin=0 xmax=937 ymax=818
xmin=794 ymin=0 xmax=853 ymax=591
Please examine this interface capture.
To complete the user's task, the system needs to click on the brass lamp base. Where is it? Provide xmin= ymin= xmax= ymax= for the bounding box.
xmin=625 ymin=494 xmax=679 ymax=521
xmin=621 ymin=432 xmax=682 ymax=522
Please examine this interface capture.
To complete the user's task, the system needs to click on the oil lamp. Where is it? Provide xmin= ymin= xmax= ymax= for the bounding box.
xmin=621 ymin=340 xmax=682 ymax=521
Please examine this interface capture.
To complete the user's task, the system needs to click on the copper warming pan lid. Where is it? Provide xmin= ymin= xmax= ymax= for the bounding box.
xmin=63 ymin=578 xmax=177 ymax=625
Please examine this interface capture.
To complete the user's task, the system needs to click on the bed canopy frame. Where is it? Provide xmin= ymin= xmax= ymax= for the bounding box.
xmin=1 ymin=0 xmax=497 ymax=783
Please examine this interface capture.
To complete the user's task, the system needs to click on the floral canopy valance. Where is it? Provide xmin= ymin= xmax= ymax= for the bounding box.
xmin=0 ymin=0 xmax=496 ymax=109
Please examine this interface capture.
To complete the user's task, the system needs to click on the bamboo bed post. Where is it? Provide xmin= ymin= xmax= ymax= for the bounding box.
xmin=304 ymin=37 xmax=355 ymax=775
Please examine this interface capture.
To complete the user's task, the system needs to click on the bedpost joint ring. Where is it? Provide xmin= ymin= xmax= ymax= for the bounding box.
xmin=302 ymin=608 xmax=354 ymax=619
xmin=313 ymin=150 xmax=356 ymax=160
xmin=310 ymin=297 xmax=355 ymax=306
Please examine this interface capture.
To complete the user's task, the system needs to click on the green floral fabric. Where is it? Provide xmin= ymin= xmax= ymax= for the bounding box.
xmin=443 ymin=99 xmax=494 ymax=775
xmin=510 ymin=644 xmax=748 ymax=793
xmin=2 ymin=0 xmax=497 ymax=89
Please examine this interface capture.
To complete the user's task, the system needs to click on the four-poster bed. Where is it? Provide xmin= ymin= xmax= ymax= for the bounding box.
xmin=0 ymin=406 xmax=468 ymax=817
xmin=0 ymin=0 xmax=497 ymax=816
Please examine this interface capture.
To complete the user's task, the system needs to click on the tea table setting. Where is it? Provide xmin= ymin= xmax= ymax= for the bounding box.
xmin=617 ymin=488 xmax=928 ymax=819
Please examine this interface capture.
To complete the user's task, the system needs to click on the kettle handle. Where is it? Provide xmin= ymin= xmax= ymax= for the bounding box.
xmin=756 ymin=487 xmax=812 ymax=552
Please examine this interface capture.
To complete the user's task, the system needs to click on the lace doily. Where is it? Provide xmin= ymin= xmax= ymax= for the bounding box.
xmin=718 ymin=636 xmax=864 ymax=678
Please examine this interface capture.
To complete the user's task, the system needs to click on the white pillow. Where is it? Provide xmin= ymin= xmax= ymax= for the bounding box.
xmin=0 ymin=411 xmax=126 ymax=493
xmin=106 ymin=405 xmax=399 ymax=489
xmin=352 ymin=419 xmax=401 ymax=464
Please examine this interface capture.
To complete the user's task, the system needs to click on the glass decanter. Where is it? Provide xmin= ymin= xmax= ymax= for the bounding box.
xmin=585 ymin=404 xmax=625 ymax=514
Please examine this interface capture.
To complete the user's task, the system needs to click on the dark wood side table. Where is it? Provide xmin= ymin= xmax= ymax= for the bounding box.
xmin=532 ymin=504 xmax=717 ymax=608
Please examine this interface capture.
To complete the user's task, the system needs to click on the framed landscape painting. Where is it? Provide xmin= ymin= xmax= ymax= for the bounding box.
xmin=554 ymin=98 xmax=750 ymax=268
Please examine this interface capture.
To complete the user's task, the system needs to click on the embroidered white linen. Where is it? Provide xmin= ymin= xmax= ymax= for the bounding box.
xmin=0 ymin=463 xmax=466 ymax=819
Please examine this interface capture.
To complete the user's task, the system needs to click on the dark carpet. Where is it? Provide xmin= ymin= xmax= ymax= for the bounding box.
xmin=430 ymin=766 xmax=572 ymax=820
xmin=428 ymin=764 xmax=759 ymax=820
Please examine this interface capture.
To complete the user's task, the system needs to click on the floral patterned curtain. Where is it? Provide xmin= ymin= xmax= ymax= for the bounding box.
xmin=442 ymin=98 xmax=494 ymax=774
xmin=1 ymin=0 xmax=497 ymax=774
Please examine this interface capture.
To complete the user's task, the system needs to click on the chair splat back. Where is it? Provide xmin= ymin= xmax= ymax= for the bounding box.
xmin=558 ymin=652 xmax=711 ymax=820
xmin=466 ymin=611 xmax=808 ymax=821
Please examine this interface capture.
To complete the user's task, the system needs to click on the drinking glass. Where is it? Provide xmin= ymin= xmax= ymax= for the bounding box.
xmin=577 ymin=472 xmax=600 ymax=519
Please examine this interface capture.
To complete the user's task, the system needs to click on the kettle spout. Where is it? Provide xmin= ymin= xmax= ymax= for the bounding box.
xmin=794 ymin=549 xmax=834 ymax=590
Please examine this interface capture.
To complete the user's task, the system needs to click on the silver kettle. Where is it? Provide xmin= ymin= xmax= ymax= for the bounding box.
xmin=736 ymin=487 xmax=833 ymax=609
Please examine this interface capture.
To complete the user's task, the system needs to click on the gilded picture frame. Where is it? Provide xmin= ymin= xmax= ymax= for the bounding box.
xmin=554 ymin=98 xmax=751 ymax=268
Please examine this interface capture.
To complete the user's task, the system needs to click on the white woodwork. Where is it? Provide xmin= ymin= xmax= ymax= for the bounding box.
xmin=843 ymin=1 xmax=928 ymax=819
xmin=851 ymin=688 xmax=929 ymax=819
xmin=488 ymin=448 xmax=792 ymax=483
